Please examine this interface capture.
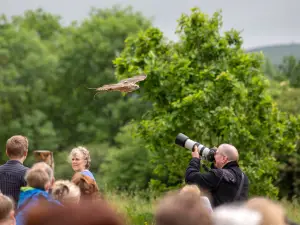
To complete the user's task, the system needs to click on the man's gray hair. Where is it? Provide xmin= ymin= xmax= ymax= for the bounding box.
xmin=212 ymin=205 xmax=262 ymax=225
xmin=31 ymin=162 xmax=54 ymax=180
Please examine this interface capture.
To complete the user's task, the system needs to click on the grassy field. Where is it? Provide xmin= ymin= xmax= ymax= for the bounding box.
xmin=104 ymin=191 xmax=300 ymax=225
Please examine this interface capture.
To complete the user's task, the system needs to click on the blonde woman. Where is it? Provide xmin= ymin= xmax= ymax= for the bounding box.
xmin=51 ymin=180 xmax=81 ymax=205
xmin=69 ymin=146 xmax=95 ymax=180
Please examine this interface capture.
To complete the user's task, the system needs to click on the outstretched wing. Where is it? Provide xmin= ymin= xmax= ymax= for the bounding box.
xmin=95 ymin=83 xmax=126 ymax=92
xmin=119 ymin=74 xmax=147 ymax=84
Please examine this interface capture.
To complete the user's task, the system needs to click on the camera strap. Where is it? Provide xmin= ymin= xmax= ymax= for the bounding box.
xmin=233 ymin=172 xmax=245 ymax=201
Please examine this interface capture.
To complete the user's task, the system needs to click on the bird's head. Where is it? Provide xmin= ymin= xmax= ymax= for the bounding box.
xmin=129 ymin=83 xmax=140 ymax=91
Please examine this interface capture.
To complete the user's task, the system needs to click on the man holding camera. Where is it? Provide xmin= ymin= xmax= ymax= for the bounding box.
xmin=185 ymin=144 xmax=249 ymax=208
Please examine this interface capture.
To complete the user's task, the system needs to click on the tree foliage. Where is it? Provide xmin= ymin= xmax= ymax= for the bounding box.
xmin=264 ymin=55 xmax=300 ymax=88
xmin=1 ymin=6 xmax=300 ymax=199
xmin=100 ymin=123 xmax=155 ymax=192
xmin=0 ymin=6 xmax=152 ymax=164
xmin=0 ymin=16 xmax=60 ymax=160
xmin=114 ymin=8 xmax=300 ymax=197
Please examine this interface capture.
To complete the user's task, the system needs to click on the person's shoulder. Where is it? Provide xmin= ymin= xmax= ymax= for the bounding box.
xmin=210 ymin=168 xmax=237 ymax=183
xmin=209 ymin=168 xmax=223 ymax=177
xmin=81 ymin=170 xmax=96 ymax=180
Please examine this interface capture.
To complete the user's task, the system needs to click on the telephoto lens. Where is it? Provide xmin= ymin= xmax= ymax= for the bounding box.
xmin=175 ymin=133 xmax=216 ymax=162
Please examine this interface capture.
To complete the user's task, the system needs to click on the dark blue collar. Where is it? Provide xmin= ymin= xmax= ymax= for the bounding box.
xmin=6 ymin=159 xmax=23 ymax=165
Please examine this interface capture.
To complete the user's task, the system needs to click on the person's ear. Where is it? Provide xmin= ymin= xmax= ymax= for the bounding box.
xmin=9 ymin=210 xmax=15 ymax=219
xmin=45 ymin=181 xmax=52 ymax=192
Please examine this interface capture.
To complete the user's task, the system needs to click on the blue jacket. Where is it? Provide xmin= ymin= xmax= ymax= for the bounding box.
xmin=16 ymin=187 xmax=61 ymax=225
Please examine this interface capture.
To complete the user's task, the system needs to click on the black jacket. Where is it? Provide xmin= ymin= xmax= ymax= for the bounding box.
xmin=185 ymin=158 xmax=249 ymax=208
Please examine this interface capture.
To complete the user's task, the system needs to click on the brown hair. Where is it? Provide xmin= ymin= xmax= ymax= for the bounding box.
xmin=245 ymin=197 xmax=287 ymax=225
xmin=25 ymin=169 xmax=51 ymax=190
xmin=71 ymin=173 xmax=100 ymax=201
xmin=6 ymin=135 xmax=28 ymax=158
xmin=25 ymin=198 xmax=125 ymax=225
xmin=0 ymin=194 xmax=14 ymax=221
xmin=155 ymin=191 xmax=212 ymax=225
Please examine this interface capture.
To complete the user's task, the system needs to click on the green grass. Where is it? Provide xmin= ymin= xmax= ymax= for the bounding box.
xmin=281 ymin=198 xmax=300 ymax=223
xmin=104 ymin=191 xmax=300 ymax=225
xmin=105 ymin=191 xmax=154 ymax=225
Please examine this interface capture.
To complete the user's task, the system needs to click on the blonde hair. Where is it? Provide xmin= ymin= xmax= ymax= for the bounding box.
xmin=155 ymin=191 xmax=212 ymax=225
xmin=180 ymin=185 xmax=201 ymax=196
xmin=25 ymin=167 xmax=51 ymax=190
xmin=6 ymin=135 xmax=28 ymax=158
xmin=245 ymin=197 xmax=286 ymax=225
xmin=0 ymin=194 xmax=14 ymax=222
xmin=31 ymin=162 xmax=54 ymax=181
xmin=51 ymin=180 xmax=81 ymax=205
xmin=69 ymin=146 xmax=91 ymax=169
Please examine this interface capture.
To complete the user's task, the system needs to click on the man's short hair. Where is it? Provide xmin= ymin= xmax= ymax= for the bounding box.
xmin=6 ymin=135 xmax=28 ymax=158
xmin=0 ymin=194 xmax=15 ymax=221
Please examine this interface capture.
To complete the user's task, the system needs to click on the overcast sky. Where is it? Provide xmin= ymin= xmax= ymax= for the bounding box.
xmin=1 ymin=0 xmax=299 ymax=49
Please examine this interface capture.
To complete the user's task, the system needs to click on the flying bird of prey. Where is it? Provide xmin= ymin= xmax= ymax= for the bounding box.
xmin=90 ymin=74 xmax=147 ymax=94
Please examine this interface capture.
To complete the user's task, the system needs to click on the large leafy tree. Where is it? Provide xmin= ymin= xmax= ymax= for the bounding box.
xmin=114 ymin=8 xmax=300 ymax=197
xmin=51 ymin=6 xmax=152 ymax=148
xmin=0 ymin=16 xmax=59 ymax=162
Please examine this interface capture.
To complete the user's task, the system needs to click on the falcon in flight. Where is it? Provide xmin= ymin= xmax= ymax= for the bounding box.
xmin=91 ymin=74 xmax=147 ymax=94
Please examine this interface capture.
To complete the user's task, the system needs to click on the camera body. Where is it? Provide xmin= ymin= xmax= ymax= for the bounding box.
xmin=175 ymin=133 xmax=216 ymax=162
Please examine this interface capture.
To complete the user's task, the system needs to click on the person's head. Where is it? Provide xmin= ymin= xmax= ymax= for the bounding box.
xmin=245 ymin=197 xmax=287 ymax=225
xmin=31 ymin=162 xmax=54 ymax=185
xmin=71 ymin=172 xmax=100 ymax=201
xmin=180 ymin=185 xmax=201 ymax=196
xmin=69 ymin=146 xmax=91 ymax=172
xmin=212 ymin=204 xmax=262 ymax=225
xmin=214 ymin=144 xmax=239 ymax=168
xmin=155 ymin=191 xmax=212 ymax=225
xmin=25 ymin=162 xmax=54 ymax=191
xmin=51 ymin=180 xmax=81 ymax=205
xmin=5 ymin=135 xmax=28 ymax=162
xmin=25 ymin=198 xmax=125 ymax=225
xmin=180 ymin=185 xmax=213 ymax=214
xmin=0 ymin=194 xmax=15 ymax=225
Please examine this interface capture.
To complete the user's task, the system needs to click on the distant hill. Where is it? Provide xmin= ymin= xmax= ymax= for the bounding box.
xmin=246 ymin=43 xmax=300 ymax=65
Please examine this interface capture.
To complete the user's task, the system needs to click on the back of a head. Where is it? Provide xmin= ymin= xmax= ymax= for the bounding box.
xmin=180 ymin=185 xmax=213 ymax=213
xmin=245 ymin=197 xmax=287 ymax=225
xmin=212 ymin=204 xmax=262 ymax=225
xmin=155 ymin=191 xmax=212 ymax=225
xmin=180 ymin=185 xmax=201 ymax=196
xmin=24 ymin=199 xmax=125 ymax=225
xmin=25 ymin=168 xmax=51 ymax=190
xmin=51 ymin=180 xmax=80 ymax=205
xmin=6 ymin=135 xmax=28 ymax=159
xmin=71 ymin=173 xmax=99 ymax=200
xmin=31 ymin=162 xmax=53 ymax=181
xmin=0 ymin=194 xmax=15 ymax=224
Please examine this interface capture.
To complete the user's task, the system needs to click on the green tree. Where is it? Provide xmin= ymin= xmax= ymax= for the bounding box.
xmin=100 ymin=123 xmax=155 ymax=192
xmin=0 ymin=17 xmax=59 ymax=162
xmin=277 ymin=56 xmax=300 ymax=88
xmin=113 ymin=8 xmax=300 ymax=197
xmin=51 ymin=6 xmax=152 ymax=148
xmin=10 ymin=8 xmax=63 ymax=41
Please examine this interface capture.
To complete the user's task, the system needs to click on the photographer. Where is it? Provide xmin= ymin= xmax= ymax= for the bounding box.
xmin=185 ymin=144 xmax=249 ymax=208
